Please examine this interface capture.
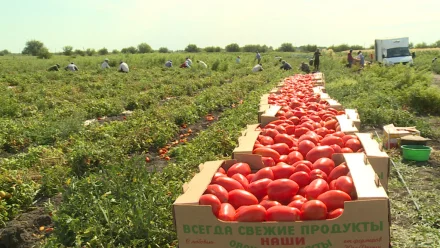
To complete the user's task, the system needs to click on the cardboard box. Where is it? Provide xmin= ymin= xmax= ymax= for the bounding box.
xmin=258 ymin=104 xmax=270 ymax=123
xmin=356 ymin=133 xmax=390 ymax=191
xmin=336 ymin=115 xmax=359 ymax=134
xmin=324 ymin=98 xmax=343 ymax=110
xmin=382 ymin=124 xmax=420 ymax=149
xmin=260 ymin=105 xmax=282 ymax=127
xmin=260 ymin=94 xmax=269 ymax=105
xmin=345 ymin=109 xmax=361 ymax=130
xmin=173 ymin=153 xmax=390 ymax=248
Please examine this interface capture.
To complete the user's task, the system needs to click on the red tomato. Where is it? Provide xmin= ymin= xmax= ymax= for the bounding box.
xmin=327 ymin=162 xmax=349 ymax=182
xmin=306 ymin=145 xmax=335 ymax=163
xmin=251 ymin=167 xmax=274 ymax=182
xmin=266 ymin=206 xmax=301 ymax=221
xmin=301 ymin=200 xmax=327 ymax=220
xmin=298 ymin=133 xmax=320 ymax=145
xmin=227 ymin=162 xmax=251 ymax=177
xmin=246 ymin=173 xmax=254 ymax=182
xmin=292 ymin=195 xmax=306 ymax=201
xmin=288 ymin=198 xmax=307 ymax=210
xmin=259 ymin=136 xmax=274 ymax=146
xmin=305 ymin=179 xmax=329 ymax=200
xmin=218 ymin=203 xmax=236 ymax=221
xmin=294 ymin=127 xmax=311 ymax=138
xmin=231 ymin=174 xmax=250 ymax=191
xmin=271 ymin=163 xmax=295 ymax=179
xmin=217 ymin=167 xmax=226 ymax=174
xmin=329 ymin=180 xmax=337 ymax=190
xmin=292 ymin=160 xmax=313 ymax=169
xmin=297 ymin=186 xmax=308 ymax=197
xmin=262 ymin=129 xmax=279 ymax=139
xmin=309 ymin=169 xmax=328 ymax=181
xmin=267 ymin=179 xmax=299 ymax=204
xmin=342 ymin=135 xmax=358 ymax=145
xmin=327 ymin=208 xmax=344 ymax=219
xmin=285 ymin=125 xmax=296 ymax=135
xmin=317 ymin=190 xmax=351 ymax=211
xmin=199 ymin=194 xmax=221 ymax=217
xmin=260 ymin=157 xmax=275 ymax=167
xmin=228 ymin=189 xmax=259 ymax=209
xmin=298 ymin=140 xmax=316 ymax=158
xmin=332 ymin=131 xmax=346 ymax=138
xmin=334 ymin=176 xmax=355 ymax=195
xmin=253 ymin=147 xmax=281 ymax=162
xmin=211 ymin=172 xmax=226 ymax=183
xmin=341 ymin=147 xmax=353 ymax=153
xmin=312 ymin=157 xmax=335 ymax=175
xmin=205 ymin=184 xmax=229 ymax=203
xmin=274 ymin=134 xmax=295 ymax=148
xmin=289 ymin=171 xmax=311 ymax=187
xmin=287 ymin=151 xmax=304 ymax=165
xmin=329 ymin=144 xmax=342 ymax=153
xmin=235 ymin=205 xmax=267 ymax=222
xmin=278 ymin=155 xmax=289 ymax=163
xmin=212 ymin=177 xmax=244 ymax=192
xmin=320 ymin=136 xmax=344 ymax=147
xmin=324 ymin=119 xmax=337 ymax=130
xmin=345 ymin=139 xmax=362 ymax=153
xmin=249 ymin=178 xmax=273 ymax=200
xmin=292 ymin=163 xmax=312 ymax=174
xmin=260 ymin=199 xmax=282 ymax=210
xmin=275 ymin=125 xmax=287 ymax=134
xmin=314 ymin=127 xmax=329 ymax=137
xmin=268 ymin=143 xmax=290 ymax=155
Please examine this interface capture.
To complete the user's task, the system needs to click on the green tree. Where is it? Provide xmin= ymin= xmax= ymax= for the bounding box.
xmin=242 ymin=44 xmax=268 ymax=53
xmin=112 ymin=49 xmax=119 ymax=54
xmin=86 ymin=48 xmax=96 ymax=56
xmin=137 ymin=43 xmax=153 ymax=53
xmin=37 ymin=47 xmax=52 ymax=59
xmin=22 ymin=40 xmax=45 ymax=56
xmin=0 ymin=49 xmax=10 ymax=56
xmin=415 ymin=42 xmax=429 ymax=49
xmin=98 ymin=48 xmax=109 ymax=55
xmin=409 ymin=42 xmax=414 ymax=49
xmin=158 ymin=47 xmax=169 ymax=53
xmin=225 ymin=43 xmax=240 ymax=52
xmin=431 ymin=40 xmax=440 ymax=48
xmin=184 ymin=44 xmax=200 ymax=52
xmin=74 ymin=49 xmax=85 ymax=56
xmin=299 ymin=44 xmax=318 ymax=52
xmin=121 ymin=46 xmax=137 ymax=54
xmin=277 ymin=43 xmax=295 ymax=52
xmin=204 ymin=46 xmax=221 ymax=52
xmin=63 ymin=46 xmax=73 ymax=56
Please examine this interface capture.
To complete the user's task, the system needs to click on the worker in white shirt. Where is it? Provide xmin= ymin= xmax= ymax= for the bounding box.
xmin=252 ymin=63 xmax=263 ymax=72
xmin=197 ymin=60 xmax=207 ymax=68
xmin=118 ymin=61 xmax=129 ymax=73
xmin=165 ymin=60 xmax=172 ymax=67
xmin=101 ymin=58 xmax=110 ymax=69
xmin=65 ymin=62 xmax=79 ymax=71
xmin=186 ymin=57 xmax=192 ymax=67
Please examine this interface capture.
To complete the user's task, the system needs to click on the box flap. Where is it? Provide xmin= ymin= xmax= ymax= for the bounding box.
xmin=336 ymin=115 xmax=358 ymax=133
xmin=174 ymin=160 xmax=224 ymax=205
xmin=262 ymin=105 xmax=281 ymax=117
xmin=356 ymin=133 xmax=388 ymax=157
xmin=338 ymin=153 xmax=388 ymax=200
xmin=345 ymin=109 xmax=360 ymax=120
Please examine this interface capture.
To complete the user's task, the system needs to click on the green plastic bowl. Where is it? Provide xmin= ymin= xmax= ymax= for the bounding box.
xmin=401 ymin=145 xmax=431 ymax=161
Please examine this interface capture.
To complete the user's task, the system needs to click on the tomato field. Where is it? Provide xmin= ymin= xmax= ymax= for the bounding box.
xmin=1 ymin=50 xmax=440 ymax=247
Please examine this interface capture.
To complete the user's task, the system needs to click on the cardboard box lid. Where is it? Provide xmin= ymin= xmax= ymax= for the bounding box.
xmin=261 ymin=105 xmax=281 ymax=117
xmin=383 ymin=124 xmax=420 ymax=134
xmin=345 ymin=109 xmax=360 ymax=120
xmin=356 ymin=133 xmax=389 ymax=158
xmin=335 ymin=153 xmax=388 ymax=199
xmin=336 ymin=115 xmax=359 ymax=133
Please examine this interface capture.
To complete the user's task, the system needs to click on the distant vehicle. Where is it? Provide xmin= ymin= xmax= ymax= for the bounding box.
xmin=375 ymin=37 xmax=413 ymax=65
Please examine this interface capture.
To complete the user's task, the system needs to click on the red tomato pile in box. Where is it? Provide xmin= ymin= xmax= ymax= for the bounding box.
xmin=173 ymin=74 xmax=390 ymax=248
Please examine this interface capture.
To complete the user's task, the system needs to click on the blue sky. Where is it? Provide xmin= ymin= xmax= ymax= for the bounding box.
xmin=1 ymin=0 xmax=439 ymax=53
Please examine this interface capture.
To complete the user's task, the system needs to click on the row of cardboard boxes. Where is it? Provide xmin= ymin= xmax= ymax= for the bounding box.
xmin=173 ymin=73 xmax=391 ymax=248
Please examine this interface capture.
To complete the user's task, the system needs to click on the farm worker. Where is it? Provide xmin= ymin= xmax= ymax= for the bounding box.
xmin=432 ymin=57 xmax=437 ymax=63
xmin=347 ymin=49 xmax=354 ymax=68
xmin=185 ymin=57 xmax=192 ymax=67
xmin=165 ymin=60 xmax=172 ymax=67
xmin=65 ymin=62 xmax=79 ymax=71
xmin=197 ymin=60 xmax=207 ymax=68
xmin=236 ymin=56 xmax=241 ymax=64
xmin=101 ymin=58 xmax=110 ymax=69
xmin=47 ymin=64 xmax=60 ymax=71
xmin=255 ymin=51 xmax=261 ymax=64
xmin=280 ymin=61 xmax=292 ymax=70
xmin=300 ymin=62 xmax=310 ymax=73
xmin=118 ymin=61 xmax=129 ymax=73
xmin=370 ymin=53 xmax=374 ymax=62
xmin=357 ymin=51 xmax=365 ymax=68
xmin=252 ymin=63 xmax=263 ymax=72
xmin=180 ymin=62 xmax=188 ymax=68
xmin=313 ymin=49 xmax=322 ymax=71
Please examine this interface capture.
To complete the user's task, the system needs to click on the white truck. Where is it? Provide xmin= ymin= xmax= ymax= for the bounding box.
xmin=374 ymin=37 xmax=413 ymax=65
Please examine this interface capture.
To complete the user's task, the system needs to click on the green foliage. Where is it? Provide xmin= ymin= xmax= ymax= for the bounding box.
xmin=158 ymin=47 xmax=169 ymax=53
xmin=85 ymin=48 xmax=96 ymax=56
xmin=415 ymin=42 xmax=429 ymax=49
xmin=74 ymin=49 xmax=85 ymax=56
xmin=98 ymin=47 xmax=109 ymax=55
xmin=121 ymin=46 xmax=137 ymax=54
xmin=204 ymin=46 xmax=221 ymax=52
xmin=277 ymin=43 xmax=295 ymax=52
xmin=225 ymin=43 xmax=240 ymax=52
xmin=137 ymin=43 xmax=153 ymax=53
xmin=37 ymin=47 xmax=52 ymax=59
xmin=299 ymin=44 xmax=318 ymax=52
xmin=22 ymin=40 xmax=44 ymax=56
xmin=328 ymin=44 xmax=364 ymax=52
xmin=184 ymin=44 xmax=200 ymax=53
xmin=0 ymin=49 xmax=11 ymax=56
xmin=63 ymin=46 xmax=73 ymax=56
xmin=111 ymin=49 xmax=119 ymax=54
xmin=242 ymin=44 xmax=268 ymax=53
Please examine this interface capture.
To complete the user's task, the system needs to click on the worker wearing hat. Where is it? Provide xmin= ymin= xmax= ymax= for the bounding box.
xmin=280 ymin=60 xmax=292 ymax=70
xmin=47 ymin=64 xmax=60 ymax=71
xmin=101 ymin=58 xmax=110 ymax=69
xmin=165 ymin=60 xmax=172 ymax=67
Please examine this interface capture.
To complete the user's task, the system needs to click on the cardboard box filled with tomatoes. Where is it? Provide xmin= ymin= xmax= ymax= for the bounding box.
xmin=173 ymin=153 xmax=390 ymax=248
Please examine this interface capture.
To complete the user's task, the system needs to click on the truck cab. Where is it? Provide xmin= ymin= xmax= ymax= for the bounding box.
xmin=375 ymin=37 xmax=413 ymax=66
